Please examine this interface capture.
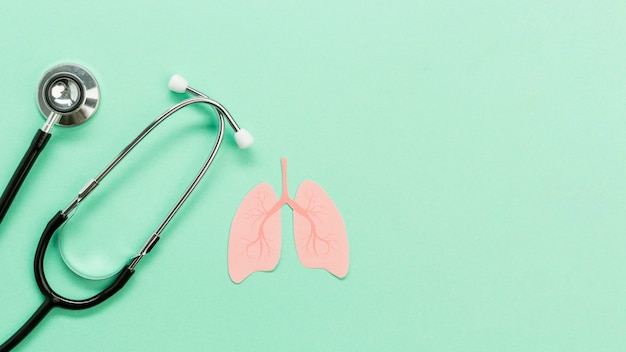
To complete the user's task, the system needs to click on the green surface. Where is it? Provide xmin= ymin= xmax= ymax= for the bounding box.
xmin=0 ymin=1 xmax=625 ymax=351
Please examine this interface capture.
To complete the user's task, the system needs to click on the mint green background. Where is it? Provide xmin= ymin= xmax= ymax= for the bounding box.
xmin=0 ymin=1 xmax=625 ymax=351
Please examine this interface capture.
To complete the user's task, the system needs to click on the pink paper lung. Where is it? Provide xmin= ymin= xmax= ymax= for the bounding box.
xmin=229 ymin=159 xmax=349 ymax=283
xmin=293 ymin=180 xmax=349 ymax=278
xmin=228 ymin=182 xmax=282 ymax=283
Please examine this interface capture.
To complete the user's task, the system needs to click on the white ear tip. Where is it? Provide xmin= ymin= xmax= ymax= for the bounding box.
xmin=234 ymin=129 xmax=254 ymax=149
xmin=168 ymin=74 xmax=188 ymax=93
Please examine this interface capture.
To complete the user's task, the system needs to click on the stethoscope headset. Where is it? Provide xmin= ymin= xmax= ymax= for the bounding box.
xmin=0 ymin=64 xmax=253 ymax=351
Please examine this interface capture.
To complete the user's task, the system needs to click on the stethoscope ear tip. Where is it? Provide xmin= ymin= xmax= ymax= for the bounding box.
xmin=168 ymin=74 xmax=189 ymax=93
xmin=235 ymin=129 xmax=254 ymax=149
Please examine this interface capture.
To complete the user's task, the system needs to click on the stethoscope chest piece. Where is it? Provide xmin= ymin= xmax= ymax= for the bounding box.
xmin=37 ymin=63 xmax=100 ymax=126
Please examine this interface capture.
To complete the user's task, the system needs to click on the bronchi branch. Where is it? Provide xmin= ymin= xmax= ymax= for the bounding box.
xmin=244 ymin=195 xmax=284 ymax=258
xmin=244 ymin=158 xmax=335 ymax=259
xmin=280 ymin=159 xmax=336 ymax=256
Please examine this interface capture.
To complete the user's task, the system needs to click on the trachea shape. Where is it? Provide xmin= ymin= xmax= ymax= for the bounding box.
xmin=228 ymin=158 xmax=349 ymax=283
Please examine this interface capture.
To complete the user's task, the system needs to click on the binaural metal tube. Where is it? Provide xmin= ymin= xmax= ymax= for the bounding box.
xmin=62 ymin=95 xmax=229 ymax=216
xmin=186 ymin=86 xmax=240 ymax=132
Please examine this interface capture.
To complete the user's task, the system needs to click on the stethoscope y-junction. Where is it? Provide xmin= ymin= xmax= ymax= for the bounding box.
xmin=0 ymin=70 xmax=253 ymax=351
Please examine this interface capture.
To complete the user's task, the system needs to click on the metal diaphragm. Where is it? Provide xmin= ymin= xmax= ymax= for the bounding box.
xmin=37 ymin=63 xmax=100 ymax=127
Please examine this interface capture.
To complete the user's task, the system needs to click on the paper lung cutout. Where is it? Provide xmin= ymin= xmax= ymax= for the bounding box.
xmin=228 ymin=158 xmax=349 ymax=283
xmin=293 ymin=180 xmax=349 ymax=278
xmin=228 ymin=183 xmax=282 ymax=284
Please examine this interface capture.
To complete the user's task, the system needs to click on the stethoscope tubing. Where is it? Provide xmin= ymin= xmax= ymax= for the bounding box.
xmin=1 ymin=94 xmax=231 ymax=352
xmin=0 ymin=212 xmax=134 ymax=351
xmin=0 ymin=129 xmax=51 ymax=224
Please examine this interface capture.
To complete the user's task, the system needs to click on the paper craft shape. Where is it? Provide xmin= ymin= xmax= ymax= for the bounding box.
xmin=228 ymin=158 xmax=349 ymax=283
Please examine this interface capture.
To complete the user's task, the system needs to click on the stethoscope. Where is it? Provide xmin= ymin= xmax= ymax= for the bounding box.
xmin=0 ymin=69 xmax=253 ymax=351
xmin=0 ymin=64 xmax=100 ymax=224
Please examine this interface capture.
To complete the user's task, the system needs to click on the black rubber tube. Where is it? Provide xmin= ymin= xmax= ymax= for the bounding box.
xmin=33 ymin=212 xmax=135 ymax=309
xmin=0 ymin=298 xmax=53 ymax=352
xmin=0 ymin=129 xmax=51 ymax=224
xmin=0 ymin=212 xmax=135 ymax=351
